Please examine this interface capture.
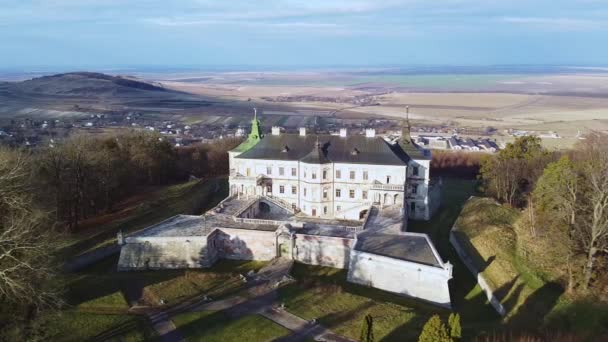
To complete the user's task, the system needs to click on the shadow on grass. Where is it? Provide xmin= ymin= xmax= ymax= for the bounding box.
xmin=87 ymin=315 xmax=154 ymax=342
xmin=507 ymin=281 xmax=564 ymax=330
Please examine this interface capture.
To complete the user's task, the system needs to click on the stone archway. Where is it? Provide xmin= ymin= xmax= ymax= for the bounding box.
xmin=394 ymin=194 xmax=401 ymax=205
xmin=383 ymin=193 xmax=391 ymax=205
xmin=276 ymin=227 xmax=294 ymax=259
xmin=359 ymin=209 xmax=368 ymax=220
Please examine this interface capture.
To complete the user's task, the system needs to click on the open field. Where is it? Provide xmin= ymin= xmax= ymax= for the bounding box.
xmin=158 ymin=70 xmax=608 ymax=149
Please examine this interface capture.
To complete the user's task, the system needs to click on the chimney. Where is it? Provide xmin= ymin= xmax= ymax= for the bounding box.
xmin=271 ymin=126 xmax=281 ymax=136
xmin=339 ymin=128 xmax=347 ymax=137
xmin=365 ymin=128 xmax=375 ymax=138
xmin=299 ymin=127 xmax=306 ymax=136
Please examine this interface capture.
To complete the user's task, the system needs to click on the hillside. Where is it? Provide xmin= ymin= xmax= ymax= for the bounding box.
xmin=452 ymin=197 xmax=608 ymax=338
xmin=0 ymin=72 xmax=231 ymax=120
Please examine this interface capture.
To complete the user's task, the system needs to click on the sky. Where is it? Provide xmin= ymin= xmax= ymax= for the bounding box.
xmin=1 ymin=0 xmax=608 ymax=70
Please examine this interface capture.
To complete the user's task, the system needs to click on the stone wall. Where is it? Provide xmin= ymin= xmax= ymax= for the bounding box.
xmin=294 ymin=234 xmax=354 ymax=269
xmin=214 ymin=228 xmax=276 ymax=261
xmin=347 ymin=249 xmax=452 ymax=308
xmin=449 ymin=230 xmax=506 ymax=316
xmin=117 ymin=236 xmax=212 ymax=270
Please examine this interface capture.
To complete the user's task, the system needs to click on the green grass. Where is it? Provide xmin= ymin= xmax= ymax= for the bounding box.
xmin=66 ymin=256 xmax=266 ymax=309
xmin=40 ymin=311 xmax=156 ymax=342
xmin=61 ymin=178 xmax=228 ymax=257
xmin=172 ymin=311 xmax=290 ymax=342
xmin=279 ymin=264 xmax=445 ymax=341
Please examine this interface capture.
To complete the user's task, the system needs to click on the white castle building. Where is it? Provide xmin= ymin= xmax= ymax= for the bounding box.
xmin=229 ymin=112 xmax=440 ymax=221
xmin=117 ymin=110 xmax=451 ymax=307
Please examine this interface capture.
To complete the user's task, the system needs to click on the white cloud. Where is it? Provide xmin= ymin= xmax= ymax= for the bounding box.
xmin=501 ymin=16 xmax=606 ymax=31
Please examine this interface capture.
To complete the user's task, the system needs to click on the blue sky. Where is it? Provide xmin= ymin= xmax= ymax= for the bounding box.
xmin=1 ymin=0 xmax=607 ymax=69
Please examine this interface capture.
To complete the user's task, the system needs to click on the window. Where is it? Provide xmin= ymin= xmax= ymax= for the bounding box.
xmin=292 ymin=186 xmax=297 ymax=195
xmin=266 ymin=185 xmax=271 ymax=193
xmin=336 ymin=170 xmax=341 ymax=179
xmin=412 ymin=184 xmax=418 ymax=194
xmin=304 ymin=170 xmax=307 ymax=178
xmin=246 ymin=168 xmax=251 ymax=176
xmin=386 ymin=176 xmax=391 ymax=184
xmin=349 ymin=190 xmax=355 ymax=198
xmin=363 ymin=171 xmax=368 ymax=180
xmin=323 ymin=206 xmax=328 ymax=214
xmin=312 ymin=208 xmax=317 ymax=216
xmin=336 ymin=205 xmax=341 ymax=211
xmin=410 ymin=202 xmax=416 ymax=212
xmin=362 ymin=190 xmax=368 ymax=200
xmin=291 ymin=168 xmax=297 ymax=176
xmin=350 ymin=171 xmax=355 ymax=180
xmin=279 ymin=167 xmax=284 ymax=176
xmin=267 ymin=166 xmax=272 ymax=175
xmin=279 ymin=185 xmax=285 ymax=194
xmin=336 ymin=189 xmax=341 ymax=197
xmin=312 ymin=172 xmax=317 ymax=180
xmin=323 ymin=170 xmax=327 ymax=179
xmin=304 ymin=188 xmax=307 ymax=196
xmin=413 ymin=166 xmax=419 ymax=176
xmin=323 ymin=189 xmax=328 ymax=199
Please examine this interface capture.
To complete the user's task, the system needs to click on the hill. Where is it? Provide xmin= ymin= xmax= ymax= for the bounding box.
xmin=7 ymin=72 xmax=168 ymax=96
xmin=0 ymin=72 xmax=224 ymax=119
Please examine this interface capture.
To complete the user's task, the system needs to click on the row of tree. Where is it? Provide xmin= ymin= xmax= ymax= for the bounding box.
xmin=479 ymin=133 xmax=608 ymax=294
xmin=35 ymin=132 xmax=240 ymax=231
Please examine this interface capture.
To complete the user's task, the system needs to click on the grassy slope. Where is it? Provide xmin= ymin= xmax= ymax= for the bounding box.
xmin=172 ymin=311 xmax=289 ymax=342
xmin=453 ymin=196 xmax=608 ymax=338
xmin=40 ymin=311 xmax=156 ymax=342
xmin=61 ymin=177 xmax=228 ymax=257
xmin=49 ymin=178 xmax=239 ymax=341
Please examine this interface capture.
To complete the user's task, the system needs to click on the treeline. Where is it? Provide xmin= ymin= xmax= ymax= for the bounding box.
xmin=479 ymin=134 xmax=608 ymax=296
xmin=36 ymin=132 xmax=241 ymax=231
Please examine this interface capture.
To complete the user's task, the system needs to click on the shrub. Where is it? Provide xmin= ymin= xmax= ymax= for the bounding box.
xmin=419 ymin=315 xmax=451 ymax=342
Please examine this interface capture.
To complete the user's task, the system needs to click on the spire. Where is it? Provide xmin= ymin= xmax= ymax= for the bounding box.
xmin=401 ymin=105 xmax=412 ymax=145
xmin=249 ymin=107 xmax=262 ymax=139
xmin=231 ymin=107 xmax=263 ymax=153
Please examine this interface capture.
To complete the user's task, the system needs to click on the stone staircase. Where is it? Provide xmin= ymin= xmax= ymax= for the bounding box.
xmin=256 ymin=257 xmax=294 ymax=282
xmin=264 ymin=195 xmax=296 ymax=214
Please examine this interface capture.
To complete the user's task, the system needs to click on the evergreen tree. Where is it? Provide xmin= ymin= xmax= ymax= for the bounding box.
xmin=359 ymin=314 xmax=374 ymax=342
xmin=448 ymin=313 xmax=462 ymax=340
xmin=418 ymin=315 xmax=451 ymax=342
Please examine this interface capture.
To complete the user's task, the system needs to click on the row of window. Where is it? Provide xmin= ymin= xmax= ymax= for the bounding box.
xmin=274 ymin=185 xmax=369 ymax=200
xmin=244 ymin=166 xmax=419 ymax=180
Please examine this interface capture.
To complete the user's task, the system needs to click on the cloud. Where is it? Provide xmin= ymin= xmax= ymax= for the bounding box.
xmin=500 ymin=16 xmax=606 ymax=31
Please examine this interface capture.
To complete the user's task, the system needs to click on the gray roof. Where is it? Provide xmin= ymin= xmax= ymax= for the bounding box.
xmin=355 ymin=233 xmax=442 ymax=267
xmin=235 ymin=134 xmax=426 ymax=165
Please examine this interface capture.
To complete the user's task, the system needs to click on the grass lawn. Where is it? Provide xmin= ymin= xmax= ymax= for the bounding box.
xmin=278 ymin=264 xmax=445 ymax=341
xmin=61 ymin=177 xmax=228 ymax=257
xmin=66 ymin=256 xmax=266 ymax=309
xmin=40 ymin=311 xmax=156 ymax=342
xmin=172 ymin=311 xmax=290 ymax=342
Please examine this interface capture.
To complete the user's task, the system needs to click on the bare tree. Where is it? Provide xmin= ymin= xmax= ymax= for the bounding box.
xmin=0 ymin=148 xmax=61 ymax=312
xmin=575 ymin=133 xmax=608 ymax=290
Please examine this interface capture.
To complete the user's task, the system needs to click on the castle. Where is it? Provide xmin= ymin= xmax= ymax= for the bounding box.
xmin=118 ymin=110 xmax=452 ymax=307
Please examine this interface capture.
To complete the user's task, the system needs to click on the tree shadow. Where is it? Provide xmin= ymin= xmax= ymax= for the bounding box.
xmin=507 ymin=281 xmax=564 ymax=331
